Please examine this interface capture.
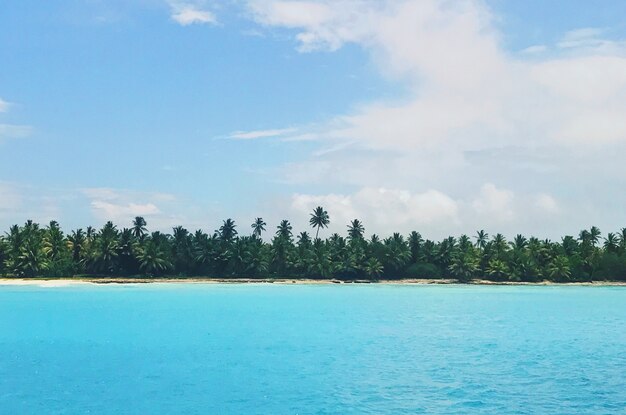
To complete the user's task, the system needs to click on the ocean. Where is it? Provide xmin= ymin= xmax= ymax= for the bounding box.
xmin=1 ymin=283 xmax=625 ymax=414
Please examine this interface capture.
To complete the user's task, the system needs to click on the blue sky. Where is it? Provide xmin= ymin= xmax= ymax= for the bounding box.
xmin=2 ymin=0 xmax=626 ymax=239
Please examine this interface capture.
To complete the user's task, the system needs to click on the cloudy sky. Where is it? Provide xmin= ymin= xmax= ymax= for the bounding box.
xmin=1 ymin=0 xmax=626 ymax=239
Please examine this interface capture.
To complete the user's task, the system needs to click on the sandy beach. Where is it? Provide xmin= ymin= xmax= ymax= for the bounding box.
xmin=1 ymin=278 xmax=625 ymax=287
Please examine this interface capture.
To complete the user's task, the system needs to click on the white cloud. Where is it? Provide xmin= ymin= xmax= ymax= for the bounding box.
xmin=471 ymin=183 xmax=515 ymax=222
xmin=169 ymin=1 xmax=216 ymax=26
xmin=235 ymin=0 xmax=626 ymax=236
xmin=0 ymin=182 xmax=22 ymax=213
xmin=0 ymin=183 xmax=62 ymax=226
xmin=534 ymin=194 xmax=560 ymax=214
xmin=81 ymin=187 xmax=216 ymax=231
xmin=243 ymin=0 xmax=626 ymax=151
xmin=0 ymin=124 xmax=32 ymax=141
xmin=0 ymin=98 xmax=9 ymax=113
xmin=288 ymin=187 xmax=459 ymax=235
xmin=520 ymin=45 xmax=547 ymax=54
xmin=83 ymin=188 xmax=163 ymax=221
xmin=91 ymin=200 xmax=160 ymax=219
xmin=229 ymin=128 xmax=296 ymax=140
xmin=557 ymin=27 xmax=607 ymax=49
xmin=82 ymin=187 xmax=177 ymax=226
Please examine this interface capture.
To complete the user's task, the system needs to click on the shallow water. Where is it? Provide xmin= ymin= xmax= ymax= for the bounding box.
xmin=1 ymin=284 xmax=625 ymax=414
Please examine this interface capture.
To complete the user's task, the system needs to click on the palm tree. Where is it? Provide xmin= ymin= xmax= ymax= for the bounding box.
xmin=589 ymin=226 xmax=601 ymax=246
xmin=17 ymin=242 xmax=49 ymax=277
xmin=475 ymin=230 xmax=488 ymax=249
xmin=604 ymin=233 xmax=619 ymax=254
xmin=511 ymin=234 xmax=527 ymax=251
xmin=436 ymin=236 xmax=457 ymax=269
xmin=408 ymin=231 xmax=423 ymax=263
xmin=309 ymin=206 xmax=330 ymax=239
xmin=619 ymin=228 xmax=626 ymax=253
xmin=136 ymin=238 xmax=171 ymax=276
xmin=458 ymin=235 xmax=473 ymax=255
xmin=251 ymin=218 xmax=266 ymax=239
xmin=347 ymin=219 xmax=365 ymax=241
xmin=364 ymin=257 xmax=383 ymax=279
xmin=86 ymin=222 xmax=119 ymax=274
xmin=219 ymin=219 xmax=237 ymax=242
xmin=492 ymin=233 xmax=508 ymax=259
xmin=67 ymin=229 xmax=86 ymax=262
xmin=547 ymin=256 xmax=571 ymax=281
xmin=487 ymin=259 xmax=509 ymax=280
xmin=43 ymin=221 xmax=65 ymax=262
xmin=172 ymin=226 xmax=192 ymax=274
xmin=132 ymin=216 xmax=148 ymax=239
xmin=449 ymin=254 xmax=478 ymax=282
xmin=384 ymin=233 xmax=410 ymax=275
xmin=561 ymin=235 xmax=579 ymax=257
xmin=276 ymin=220 xmax=293 ymax=241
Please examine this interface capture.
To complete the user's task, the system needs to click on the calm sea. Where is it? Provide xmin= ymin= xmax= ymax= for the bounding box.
xmin=1 ymin=284 xmax=625 ymax=414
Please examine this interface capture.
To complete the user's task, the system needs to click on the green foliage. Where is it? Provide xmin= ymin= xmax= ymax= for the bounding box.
xmin=1 ymin=218 xmax=625 ymax=282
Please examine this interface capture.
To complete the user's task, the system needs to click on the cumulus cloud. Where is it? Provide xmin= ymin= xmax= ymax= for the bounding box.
xmin=83 ymin=188 xmax=161 ymax=220
xmin=534 ymin=194 xmax=560 ymax=214
xmin=247 ymin=1 xmax=626 ymax=150
xmin=80 ymin=187 xmax=223 ymax=232
xmin=236 ymin=0 xmax=626 ymax=236
xmin=471 ymin=183 xmax=515 ymax=222
xmin=287 ymin=187 xmax=460 ymax=236
xmin=82 ymin=188 xmax=179 ymax=228
xmin=168 ymin=1 xmax=216 ymax=25
xmin=266 ymin=184 xmax=566 ymax=239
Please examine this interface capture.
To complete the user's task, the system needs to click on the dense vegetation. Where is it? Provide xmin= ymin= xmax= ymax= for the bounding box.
xmin=1 ymin=207 xmax=626 ymax=282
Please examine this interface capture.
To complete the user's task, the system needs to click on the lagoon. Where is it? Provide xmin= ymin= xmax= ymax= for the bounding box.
xmin=1 ymin=284 xmax=625 ymax=414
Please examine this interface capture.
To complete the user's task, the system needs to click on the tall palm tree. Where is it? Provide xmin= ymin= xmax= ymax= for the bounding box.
xmin=132 ymin=216 xmax=148 ymax=239
xmin=309 ymin=206 xmax=330 ymax=239
xmin=561 ymin=235 xmax=579 ymax=257
xmin=251 ymin=218 xmax=266 ymax=239
xmin=347 ymin=219 xmax=365 ymax=241
xmin=276 ymin=220 xmax=293 ymax=241
xmin=86 ymin=222 xmax=119 ymax=274
xmin=475 ymin=230 xmax=488 ymax=249
xmin=619 ymin=228 xmax=626 ymax=253
xmin=219 ymin=219 xmax=237 ymax=242
xmin=604 ymin=233 xmax=619 ymax=254
xmin=67 ymin=229 xmax=86 ymax=262
xmin=589 ymin=226 xmax=601 ymax=247
xmin=408 ymin=231 xmax=423 ymax=263
xmin=492 ymin=233 xmax=508 ymax=259
xmin=511 ymin=234 xmax=527 ymax=251
xmin=42 ymin=221 xmax=65 ymax=262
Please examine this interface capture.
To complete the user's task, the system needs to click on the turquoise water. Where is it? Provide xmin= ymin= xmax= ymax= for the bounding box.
xmin=1 ymin=284 xmax=625 ymax=414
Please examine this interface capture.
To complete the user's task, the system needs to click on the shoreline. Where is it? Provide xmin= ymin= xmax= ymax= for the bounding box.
xmin=0 ymin=277 xmax=625 ymax=287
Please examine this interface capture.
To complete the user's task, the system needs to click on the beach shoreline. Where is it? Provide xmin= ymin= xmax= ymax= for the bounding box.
xmin=0 ymin=277 xmax=625 ymax=287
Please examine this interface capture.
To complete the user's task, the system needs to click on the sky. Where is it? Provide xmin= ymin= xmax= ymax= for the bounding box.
xmin=1 ymin=0 xmax=626 ymax=240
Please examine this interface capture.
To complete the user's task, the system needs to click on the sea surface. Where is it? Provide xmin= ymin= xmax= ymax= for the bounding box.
xmin=1 ymin=284 xmax=625 ymax=414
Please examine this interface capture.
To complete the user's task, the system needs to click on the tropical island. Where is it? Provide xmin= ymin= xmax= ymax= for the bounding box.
xmin=1 ymin=206 xmax=625 ymax=284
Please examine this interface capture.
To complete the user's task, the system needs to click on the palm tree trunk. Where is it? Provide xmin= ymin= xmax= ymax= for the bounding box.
xmin=316 ymin=227 xmax=320 ymax=239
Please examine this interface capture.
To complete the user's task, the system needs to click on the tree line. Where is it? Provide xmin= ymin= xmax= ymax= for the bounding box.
xmin=1 ymin=207 xmax=626 ymax=282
